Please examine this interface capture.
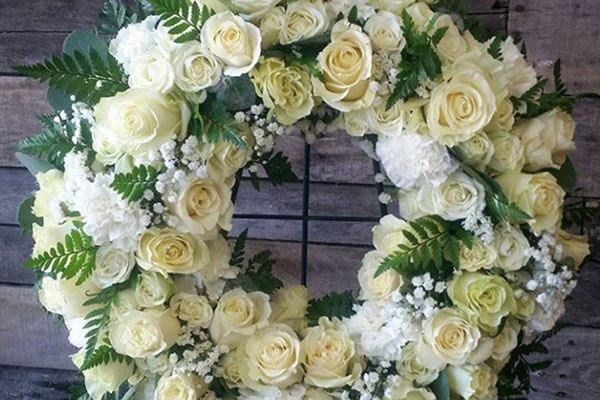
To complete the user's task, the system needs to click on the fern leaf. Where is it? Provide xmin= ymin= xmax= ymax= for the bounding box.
xmin=260 ymin=152 xmax=298 ymax=187
xmin=82 ymin=342 xmax=131 ymax=370
xmin=24 ymin=230 xmax=97 ymax=284
xmin=148 ymin=0 xmax=214 ymax=43
xmin=230 ymin=229 xmax=248 ymax=268
xmin=307 ymin=291 xmax=354 ymax=326
xmin=195 ymin=100 xmax=247 ymax=148
xmin=80 ymin=287 xmax=119 ymax=370
xmin=487 ymin=36 xmax=504 ymax=60
xmin=110 ymin=165 xmax=159 ymax=202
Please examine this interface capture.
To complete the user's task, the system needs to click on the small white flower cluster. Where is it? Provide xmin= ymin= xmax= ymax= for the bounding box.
xmin=403 ymin=273 xmax=446 ymax=320
xmin=235 ymin=104 xmax=287 ymax=156
xmin=462 ymin=210 xmax=495 ymax=245
xmin=341 ymin=369 xmax=385 ymax=400
xmin=372 ymin=51 xmax=402 ymax=97
xmin=70 ymin=102 xmax=95 ymax=144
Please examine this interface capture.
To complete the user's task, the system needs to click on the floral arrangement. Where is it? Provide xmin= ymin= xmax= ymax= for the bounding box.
xmin=14 ymin=0 xmax=597 ymax=399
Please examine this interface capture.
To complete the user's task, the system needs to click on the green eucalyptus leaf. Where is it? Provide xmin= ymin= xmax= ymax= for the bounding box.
xmin=429 ymin=370 xmax=450 ymax=400
xmin=47 ymin=86 xmax=74 ymax=114
xmin=15 ymin=152 xmax=55 ymax=175
xmin=216 ymin=75 xmax=257 ymax=111
xmin=63 ymin=31 xmax=109 ymax=59
xmin=17 ymin=195 xmax=42 ymax=234
xmin=550 ymin=157 xmax=576 ymax=193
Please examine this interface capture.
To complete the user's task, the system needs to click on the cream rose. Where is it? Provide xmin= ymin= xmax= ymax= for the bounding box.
xmin=135 ymin=271 xmax=174 ymax=308
xmin=136 ymin=228 xmax=210 ymax=275
xmin=201 ymin=11 xmax=261 ymax=76
xmin=488 ymin=97 xmax=515 ymax=131
xmin=259 ymin=6 xmax=285 ymax=49
xmin=270 ymin=285 xmax=309 ymax=332
xmin=228 ymin=0 xmax=281 ymax=19
xmin=454 ymin=131 xmax=495 ymax=171
xmin=420 ymin=172 xmax=485 ymax=221
xmin=169 ymin=176 xmax=234 ymax=235
xmin=304 ymin=388 xmax=334 ymax=400
xmin=312 ymin=20 xmax=375 ymax=112
xmin=386 ymin=381 xmax=436 ymax=400
xmin=446 ymin=363 xmax=497 ymax=400
xmin=364 ymin=11 xmax=405 ymax=52
xmin=155 ymin=373 xmax=207 ymax=400
xmin=404 ymin=2 xmax=434 ymax=27
xmin=487 ymin=129 xmax=525 ymax=174
xmin=200 ymin=134 xmax=252 ymax=182
xmin=197 ymin=237 xmax=239 ymax=301
xmin=435 ymin=15 xmax=467 ymax=63
xmin=33 ymin=169 xmax=64 ymax=224
xmin=459 ymin=239 xmax=498 ymax=272
xmin=170 ymin=292 xmax=213 ymax=328
xmin=491 ymin=319 xmax=519 ymax=361
xmin=280 ymin=0 xmax=328 ymax=45
xmin=501 ymin=36 xmax=537 ymax=97
xmin=514 ymin=290 xmax=536 ymax=321
xmin=358 ymin=250 xmax=403 ymax=303
xmin=426 ymin=67 xmax=497 ymax=146
xmin=397 ymin=341 xmax=440 ymax=386
xmin=93 ymin=88 xmax=189 ymax=160
xmin=556 ymin=229 xmax=591 ymax=269
xmin=300 ymin=317 xmax=363 ymax=388
xmin=372 ymin=214 xmax=412 ymax=254
xmin=449 ymin=272 xmax=516 ymax=332
xmin=496 ymin=170 xmax=565 ymax=234
xmin=209 ymin=288 xmax=272 ymax=347
xmin=366 ymin=98 xmax=406 ymax=136
xmin=110 ymin=308 xmax=180 ymax=358
xmin=340 ymin=109 xmax=370 ymax=137
xmin=128 ymin=50 xmax=175 ymax=94
xmin=242 ymin=324 xmax=302 ymax=390
xmin=91 ymin=245 xmax=135 ymax=289
xmin=173 ymin=42 xmax=222 ymax=92
xmin=72 ymin=350 xmax=134 ymax=400
xmin=514 ymin=108 xmax=576 ymax=172
xmin=220 ymin=346 xmax=246 ymax=388
xmin=38 ymin=276 xmax=100 ymax=320
xmin=493 ymin=223 xmax=530 ymax=272
xmin=416 ymin=308 xmax=481 ymax=369
xmin=250 ymin=57 xmax=315 ymax=125
xmin=110 ymin=288 xmax=140 ymax=321
xmin=372 ymin=0 xmax=417 ymax=14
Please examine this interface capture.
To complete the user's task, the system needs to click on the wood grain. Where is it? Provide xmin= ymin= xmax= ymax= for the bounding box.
xmin=0 ymin=366 xmax=76 ymax=400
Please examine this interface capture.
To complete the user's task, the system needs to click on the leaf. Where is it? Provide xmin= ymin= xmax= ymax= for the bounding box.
xmin=110 ymin=165 xmax=160 ymax=202
xmin=488 ymin=36 xmax=504 ymax=61
xmin=24 ymin=229 xmax=97 ymax=285
xmin=82 ymin=342 xmax=131 ymax=370
xmin=95 ymin=0 xmax=149 ymax=36
xmin=63 ymin=31 xmax=109 ymax=60
xmin=562 ymin=200 xmax=600 ymax=229
xmin=549 ymin=157 xmax=576 ymax=193
xmin=230 ymin=229 xmax=248 ymax=268
xmin=216 ymin=75 xmax=257 ymax=111
xmin=15 ymin=152 xmax=55 ymax=175
xmin=47 ymin=86 xmax=74 ymax=113
xmin=228 ymin=250 xmax=283 ymax=295
xmin=347 ymin=5 xmax=358 ymax=24
xmin=429 ymin=370 xmax=450 ymax=400
xmin=261 ymin=152 xmax=298 ymax=187
xmin=148 ymin=0 xmax=214 ymax=43
xmin=17 ymin=195 xmax=43 ymax=234
xmin=196 ymin=100 xmax=247 ymax=148
xmin=307 ymin=291 xmax=354 ymax=326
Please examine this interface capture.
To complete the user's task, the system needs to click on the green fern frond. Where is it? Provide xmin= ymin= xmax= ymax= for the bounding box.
xmin=82 ymin=341 xmax=131 ymax=370
xmin=24 ymin=230 xmax=97 ymax=285
xmin=488 ymin=36 xmax=504 ymax=61
xmin=195 ymin=100 xmax=247 ymax=148
xmin=307 ymin=291 xmax=354 ymax=326
xmin=148 ymin=0 xmax=214 ymax=43
xmin=230 ymin=229 xmax=248 ymax=268
xmin=95 ymin=0 xmax=149 ymax=36
xmin=110 ymin=165 xmax=160 ymax=202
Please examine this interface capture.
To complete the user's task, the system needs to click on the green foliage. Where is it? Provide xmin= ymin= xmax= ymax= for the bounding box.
xmin=376 ymin=215 xmax=472 ymax=279
xmin=497 ymin=325 xmax=565 ymax=399
xmin=17 ymin=114 xmax=92 ymax=169
xmin=15 ymin=152 xmax=55 ymax=175
xmin=17 ymin=195 xmax=42 ymax=235
xmin=512 ymin=59 xmax=600 ymax=118
xmin=195 ymin=100 xmax=247 ymax=149
xmin=228 ymin=243 xmax=283 ymax=294
xmin=431 ymin=0 xmax=495 ymax=42
xmin=549 ymin=157 xmax=576 ymax=193
xmin=95 ymin=0 xmax=149 ymax=36
xmin=14 ymin=47 xmax=127 ymax=105
xmin=68 ymin=374 xmax=91 ymax=400
xmin=24 ymin=230 xmax=97 ymax=285
xmin=347 ymin=6 xmax=359 ymax=24
xmin=110 ymin=165 xmax=160 ymax=202
xmin=148 ymin=0 xmax=214 ymax=43
xmin=307 ymin=291 xmax=354 ymax=326
xmin=386 ymin=11 xmax=447 ymax=108
xmin=429 ymin=370 xmax=450 ymax=400
xmin=216 ymin=75 xmax=257 ymax=111
xmin=83 ymin=340 xmax=131 ymax=371
xmin=488 ymin=36 xmax=504 ymax=60
xmin=249 ymin=151 xmax=299 ymax=191
xmin=562 ymin=200 xmax=600 ymax=230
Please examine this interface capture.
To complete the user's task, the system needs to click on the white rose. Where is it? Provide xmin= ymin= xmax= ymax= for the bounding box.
xmin=496 ymin=170 xmax=565 ymax=234
xmin=556 ymin=229 xmax=591 ymax=269
xmin=173 ymin=42 xmax=222 ymax=93
xmin=197 ymin=237 xmax=239 ymax=301
xmin=209 ymin=288 xmax=272 ymax=347
xmin=312 ymin=20 xmax=375 ymax=112
xmin=491 ymin=319 xmax=519 ymax=361
xmin=110 ymin=308 xmax=180 ymax=358
xmin=169 ymin=175 xmax=234 ymax=235
xmin=301 ymin=317 xmax=363 ymax=388
xmin=200 ymin=136 xmax=252 ymax=181
xmin=135 ymin=271 xmax=174 ymax=308
xmin=128 ymin=50 xmax=175 ymax=94
xmin=459 ymin=239 xmax=498 ymax=272
xmin=420 ymin=172 xmax=485 ymax=221
xmin=339 ymin=109 xmax=369 ymax=137
xmin=92 ymin=245 xmax=135 ymax=288
xmin=501 ymin=36 xmax=537 ymax=97
xmin=155 ymin=373 xmax=207 ymax=400
xmin=38 ymin=276 xmax=100 ymax=319
xmin=93 ymin=88 xmax=189 ymax=160
xmin=488 ymin=97 xmax=515 ymax=131
xmin=446 ymin=363 xmax=498 ymax=400
xmin=270 ymin=285 xmax=309 ymax=332
xmin=280 ymin=0 xmax=329 ymax=45
xmin=385 ymin=381 xmax=436 ymax=400
xmin=110 ymin=288 xmax=140 ymax=321
xmin=427 ymin=65 xmax=497 ymax=146
xmin=364 ymin=11 xmax=405 ymax=52
xmin=33 ymin=169 xmax=64 ymax=224
xmin=304 ymin=388 xmax=334 ymax=400
xmin=170 ymin=292 xmax=213 ymax=328
xmin=358 ymin=250 xmax=403 ymax=303
xmin=242 ymin=324 xmax=302 ymax=390
xmin=371 ymin=0 xmax=417 ymax=14
xmin=92 ymin=126 xmax=127 ymax=166
xmin=416 ymin=308 xmax=481 ymax=369
xmin=487 ymin=129 xmax=525 ymax=174
xmin=72 ymin=350 xmax=134 ymax=400
xmin=435 ymin=15 xmax=467 ymax=63
xmin=372 ymin=214 xmax=412 ymax=255
xmin=396 ymin=341 xmax=440 ymax=386
xmin=454 ymin=131 xmax=495 ymax=171
xmin=228 ymin=0 xmax=281 ymax=19
xmin=220 ymin=346 xmax=246 ymax=388
xmin=514 ymin=108 xmax=576 ymax=172
xmin=201 ymin=11 xmax=261 ymax=77
xmin=136 ymin=228 xmax=211 ymax=275
xmin=259 ymin=7 xmax=285 ymax=49
xmin=493 ymin=223 xmax=530 ymax=272
xmin=366 ymin=98 xmax=405 ymax=136
xmin=404 ymin=2 xmax=434 ymax=27
xmin=398 ymin=188 xmax=427 ymax=221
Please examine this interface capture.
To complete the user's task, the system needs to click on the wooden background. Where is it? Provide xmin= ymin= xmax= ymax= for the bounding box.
xmin=1 ymin=0 xmax=600 ymax=398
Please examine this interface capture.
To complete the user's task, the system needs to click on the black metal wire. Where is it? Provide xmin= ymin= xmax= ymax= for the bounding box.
xmin=300 ymin=143 xmax=311 ymax=286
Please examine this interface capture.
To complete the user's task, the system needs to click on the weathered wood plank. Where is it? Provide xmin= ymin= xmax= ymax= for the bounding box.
xmin=0 ymin=32 xmax=66 ymax=74
xmin=567 ymin=100 xmax=600 ymax=198
xmin=0 ymin=366 xmax=76 ymax=400
xmin=0 ymin=226 xmax=35 ymax=285
xmin=508 ymin=0 xmax=600 ymax=93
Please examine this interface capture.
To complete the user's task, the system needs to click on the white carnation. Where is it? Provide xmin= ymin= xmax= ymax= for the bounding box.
xmin=376 ymin=133 xmax=457 ymax=190
xmin=109 ymin=17 xmax=161 ymax=73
